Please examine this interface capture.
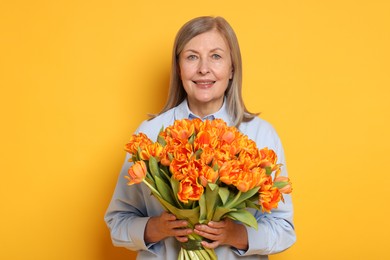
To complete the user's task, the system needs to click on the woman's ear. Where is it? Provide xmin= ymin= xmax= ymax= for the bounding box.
xmin=230 ymin=67 xmax=234 ymax=79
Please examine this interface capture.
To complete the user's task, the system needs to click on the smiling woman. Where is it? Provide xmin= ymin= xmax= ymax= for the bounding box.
xmin=104 ymin=16 xmax=296 ymax=260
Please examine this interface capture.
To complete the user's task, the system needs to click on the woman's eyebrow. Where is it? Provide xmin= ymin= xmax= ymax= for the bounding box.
xmin=183 ymin=47 xmax=226 ymax=53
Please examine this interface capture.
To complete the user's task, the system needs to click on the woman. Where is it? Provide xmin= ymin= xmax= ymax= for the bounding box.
xmin=105 ymin=16 xmax=296 ymax=259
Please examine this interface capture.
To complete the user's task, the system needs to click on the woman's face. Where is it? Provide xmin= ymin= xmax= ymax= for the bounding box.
xmin=179 ymin=29 xmax=233 ymax=117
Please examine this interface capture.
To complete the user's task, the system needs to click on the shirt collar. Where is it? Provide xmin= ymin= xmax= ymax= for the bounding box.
xmin=174 ymin=98 xmax=234 ymax=126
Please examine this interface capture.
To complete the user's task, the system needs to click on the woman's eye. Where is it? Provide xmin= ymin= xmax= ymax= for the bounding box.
xmin=187 ymin=55 xmax=198 ymax=60
xmin=212 ymin=54 xmax=222 ymax=59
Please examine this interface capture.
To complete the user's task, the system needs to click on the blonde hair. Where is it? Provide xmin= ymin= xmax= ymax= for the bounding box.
xmin=154 ymin=16 xmax=258 ymax=126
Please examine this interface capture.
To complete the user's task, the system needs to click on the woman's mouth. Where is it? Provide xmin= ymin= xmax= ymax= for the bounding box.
xmin=193 ymin=80 xmax=216 ymax=88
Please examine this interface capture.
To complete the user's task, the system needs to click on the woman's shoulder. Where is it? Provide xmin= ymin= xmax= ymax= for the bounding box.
xmin=241 ymin=116 xmax=276 ymax=133
xmin=240 ymin=116 xmax=281 ymax=146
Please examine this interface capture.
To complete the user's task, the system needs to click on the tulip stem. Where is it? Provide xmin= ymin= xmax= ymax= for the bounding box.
xmin=142 ymin=179 xmax=161 ymax=197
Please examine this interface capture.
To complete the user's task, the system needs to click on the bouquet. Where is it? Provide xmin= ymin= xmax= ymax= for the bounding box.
xmin=124 ymin=118 xmax=292 ymax=260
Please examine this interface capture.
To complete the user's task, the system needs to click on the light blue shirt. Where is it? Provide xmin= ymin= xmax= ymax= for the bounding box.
xmin=104 ymin=100 xmax=296 ymax=259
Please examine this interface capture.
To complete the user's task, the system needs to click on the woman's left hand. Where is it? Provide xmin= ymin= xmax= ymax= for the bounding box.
xmin=193 ymin=218 xmax=249 ymax=250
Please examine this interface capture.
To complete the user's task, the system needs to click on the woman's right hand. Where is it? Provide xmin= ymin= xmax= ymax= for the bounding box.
xmin=144 ymin=211 xmax=193 ymax=244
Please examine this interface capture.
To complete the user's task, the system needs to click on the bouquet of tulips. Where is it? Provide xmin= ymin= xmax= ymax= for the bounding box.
xmin=124 ymin=118 xmax=292 ymax=260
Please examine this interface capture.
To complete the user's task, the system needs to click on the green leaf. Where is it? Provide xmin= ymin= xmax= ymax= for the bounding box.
xmin=265 ymin=166 xmax=272 ymax=175
xmin=193 ymin=148 xmax=203 ymax=160
xmin=148 ymin=156 xmax=160 ymax=177
xmin=208 ymin=183 xmax=218 ymax=191
xmin=204 ymin=183 xmax=220 ymax=222
xmin=155 ymin=175 xmax=176 ymax=206
xmin=227 ymin=209 xmax=258 ymax=230
xmin=145 ymin=169 xmax=154 ymax=183
xmin=158 ymin=125 xmax=164 ymax=135
xmin=157 ymin=134 xmax=167 ymax=147
xmin=273 ymin=181 xmax=288 ymax=189
xmin=136 ymin=147 xmax=142 ymax=161
xmin=245 ymin=199 xmax=261 ymax=210
xmin=168 ymin=152 xmax=173 ymax=162
xmin=188 ymin=133 xmax=195 ymax=145
xmin=218 ymin=187 xmax=230 ymax=205
xmin=234 ymin=201 xmax=246 ymax=210
xmin=170 ymin=177 xmax=184 ymax=208
xmin=225 ymin=187 xmax=260 ymax=209
xmin=159 ymin=166 xmax=171 ymax=182
xmin=198 ymin=193 xmax=207 ymax=224
xmin=212 ymin=206 xmax=236 ymax=221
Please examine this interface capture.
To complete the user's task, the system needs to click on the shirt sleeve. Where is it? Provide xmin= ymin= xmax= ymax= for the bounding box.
xmin=104 ymin=139 xmax=166 ymax=255
xmin=103 ymin=153 xmax=151 ymax=251
xmin=104 ymin=113 xmax=176 ymax=255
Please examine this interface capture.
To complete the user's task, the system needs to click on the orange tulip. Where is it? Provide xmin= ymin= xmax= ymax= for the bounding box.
xmin=139 ymin=142 xmax=164 ymax=161
xmin=177 ymin=176 xmax=204 ymax=203
xmin=259 ymin=176 xmax=283 ymax=213
xmin=169 ymin=145 xmax=193 ymax=180
xmin=169 ymin=118 xmax=195 ymax=142
xmin=196 ymin=131 xmax=211 ymax=146
xmin=209 ymin=119 xmax=227 ymax=134
xmin=199 ymin=165 xmax=218 ymax=185
xmin=160 ymin=154 xmax=171 ymax=166
xmin=124 ymin=133 xmax=152 ymax=156
xmin=191 ymin=118 xmax=203 ymax=132
xmin=234 ymin=168 xmax=266 ymax=192
xmin=219 ymin=161 xmax=242 ymax=185
xmin=221 ymin=130 xmax=235 ymax=144
xmin=259 ymin=188 xmax=282 ymax=213
xmin=235 ymin=171 xmax=253 ymax=192
xmin=249 ymin=167 xmax=268 ymax=187
xmin=213 ymin=148 xmax=230 ymax=167
xmin=274 ymin=176 xmax=293 ymax=194
xmin=199 ymin=147 xmax=214 ymax=165
xmin=170 ymin=159 xmax=189 ymax=181
xmin=259 ymin=148 xmax=278 ymax=168
xmin=125 ymin=160 xmax=147 ymax=185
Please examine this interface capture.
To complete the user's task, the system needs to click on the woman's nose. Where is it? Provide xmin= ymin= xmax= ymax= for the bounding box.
xmin=198 ymin=59 xmax=210 ymax=75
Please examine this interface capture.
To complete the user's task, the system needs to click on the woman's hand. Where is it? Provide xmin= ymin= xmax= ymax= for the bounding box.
xmin=144 ymin=211 xmax=193 ymax=244
xmin=194 ymin=218 xmax=249 ymax=250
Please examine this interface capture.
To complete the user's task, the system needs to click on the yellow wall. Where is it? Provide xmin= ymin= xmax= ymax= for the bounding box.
xmin=1 ymin=0 xmax=389 ymax=259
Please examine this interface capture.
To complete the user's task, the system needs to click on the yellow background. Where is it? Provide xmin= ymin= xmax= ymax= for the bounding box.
xmin=1 ymin=0 xmax=389 ymax=259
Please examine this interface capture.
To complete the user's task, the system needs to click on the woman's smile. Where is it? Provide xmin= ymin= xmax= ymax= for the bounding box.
xmin=192 ymin=80 xmax=216 ymax=88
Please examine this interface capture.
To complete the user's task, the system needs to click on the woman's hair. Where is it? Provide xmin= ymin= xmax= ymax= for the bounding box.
xmin=154 ymin=16 xmax=258 ymax=126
